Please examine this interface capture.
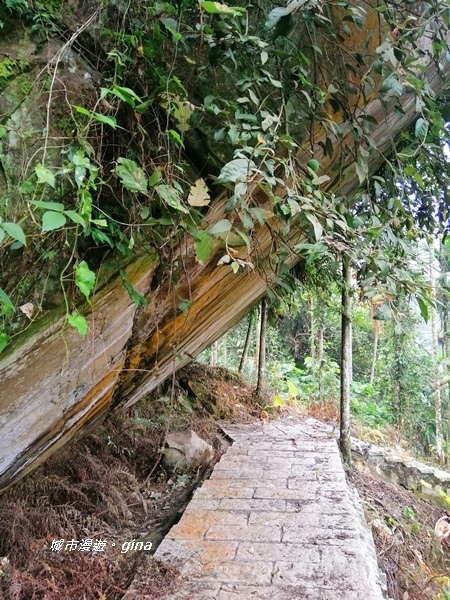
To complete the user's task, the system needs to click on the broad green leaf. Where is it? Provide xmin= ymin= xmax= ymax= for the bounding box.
xmin=417 ymin=297 xmax=429 ymax=323
xmin=287 ymin=379 xmax=298 ymax=398
xmin=273 ymin=395 xmax=284 ymax=407
xmin=30 ymin=200 xmax=64 ymax=211
xmin=249 ymin=89 xmax=259 ymax=106
xmin=178 ymin=298 xmax=193 ymax=313
xmin=42 ymin=211 xmax=67 ymax=232
xmin=161 ymin=17 xmax=179 ymax=35
xmin=120 ymin=270 xmax=147 ymax=307
xmin=135 ymin=99 xmax=153 ymax=114
xmin=19 ymin=181 xmax=35 ymax=194
xmin=226 ymin=232 xmax=247 ymax=247
xmin=415 ymin=117 xmax=428 ymax=140
xmin=305 ymin=213 xmax=323 ymax=241
xmin=0 ymin=287 xmax=14 ymax=310
xmin=188 ymin=178 xmax=210 ymax=207
xmin=195 ymin=230 xmax=214 ymax=264
xmin=201 ymin=0 xmax=245 ymax=14
xmin=208 ymin=219 xmax=232 ymax=235
xmin=250 ymin=207 xmax=274 ymax=225
xmin=311 ymin=173 xmax=330 ymax=186
xmin=380 ymin=75 xmax=404 ymax=96
xmin=215 ymin=158 xmax=256 ymax=185
xmin=0 ymin=229 xmax=4 ymax=244
xmin=116 ymin=158 xmax=148 ymax=193
xmin=157 ymin=184 xmax=189 ymax=213
xmin=108 ymin=85 xmax=142 ymax=107
xmin=355 ymin=161 xmax=368 ymax=184
xmin=148 ymin=170 xmax=162 ymax=186
xmin=2 ymin=222 xmax=26 ymax=245
xmin=75 ymin=260 xmax=96 ymax=303
xmin=71 ymin=151 xmax=90 ymax=168
xmin=35 ymin=163 xmax=55 ymax=188
xmin=374 ymin=303 xmax=392 ymax=321
xmin=264 ymin=0 xmax=305 ymax=30
xmin=64 ymin=210 xmax=86 ymax=227
xmin=0 ymin=333 xmax=10 ymax=353
xmin=91 ymin=219 xmax=107 ymax=227
xmin=74 ymin=165 xmax=86 ymax=188
xmin=235 ymin=228 xmax=251 ymax=251
xmin=169 ymin=129 xmax=185 ymax=149
xmin=73 ymin=105 xmax=91 ymax=116
xmin=374 ymin=258 xmax=390 ymax=276
xmin=67 ymin=312 xmax=88 ymax=338
xmin=94 ymin=113 xmax=118 ymax=129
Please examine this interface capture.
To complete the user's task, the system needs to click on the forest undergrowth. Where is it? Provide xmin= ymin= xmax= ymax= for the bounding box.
xmin=0 ymin=365 xmax=255 ymax=599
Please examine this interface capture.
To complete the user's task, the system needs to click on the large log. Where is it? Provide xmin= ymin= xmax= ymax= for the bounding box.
xmin=1 ymin=4 xmax=450 ymax=491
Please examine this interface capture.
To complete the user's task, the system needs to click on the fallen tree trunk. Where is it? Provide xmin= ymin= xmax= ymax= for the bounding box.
xmin=1 ymin=6 xmax=450 ymax=492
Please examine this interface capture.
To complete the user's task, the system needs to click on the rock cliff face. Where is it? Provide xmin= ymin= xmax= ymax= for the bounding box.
xmin=1 ymin=1 xmax=450 ymax=492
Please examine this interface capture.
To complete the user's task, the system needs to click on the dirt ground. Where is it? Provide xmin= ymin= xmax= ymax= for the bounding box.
xmin=0 ymin=365 xmax=449 ymax=599
xmin=353 ymin=470 xmax=450 ymax=600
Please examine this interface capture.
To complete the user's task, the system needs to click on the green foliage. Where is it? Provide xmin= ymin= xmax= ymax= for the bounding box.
xmin=0 ymin=221 xmax=26 ymax=246
xmin=75 ymin=261 xmax=95 ymax=304
xmin=351 ymin=383 xmax=394 ymax=427
xmin=116 ymin=158 xmax=148 ymax=194
xmin=120 ymin=270 xmax=147 ymax=308
xmin=67 ymin=311 xmax=88 ymax=339
xmin=194 ymin=230 xmax=214 ymax=264
xmin=3 ymin=0 xmax=450 ymax=387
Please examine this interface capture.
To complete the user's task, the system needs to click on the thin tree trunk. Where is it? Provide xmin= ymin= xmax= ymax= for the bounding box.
xmin=340 ymin=257 xmax=352 ymax=466
xmin=392 ymin=309 xmax=402 ymax=424
xmin=239 ymin=312 xmax=254 ymax=375
xmin=317 ymin=326 xmax=324 ymax=402
xmin=255 ymin=297 xmax=267 ymax=396
xmin=221 ymin=333 xmax=227 ymax=367
xmin=310 ymin=294 xmax=316 ymax=360
xmin=440 ymin=240 xmax=450 ymax=465
xmin=370 ymin=327 xmax=379 ymax=386
xmin=348 ymin=313 xmax=353 ymax=383
xmin=254 ymin=304 xmax=261 ymax=384
xmin=430 ymin=243 xmax=444 ymax=463
xmin=211 ymin=341 xmax=218 ymax=367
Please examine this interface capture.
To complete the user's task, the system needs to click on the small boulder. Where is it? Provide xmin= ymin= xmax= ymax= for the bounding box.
xmin=163 ymin=430 xmax=214 ymax=470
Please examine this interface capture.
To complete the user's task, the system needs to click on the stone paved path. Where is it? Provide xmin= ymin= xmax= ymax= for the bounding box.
xmin=153 ymin=417 xmax=385 ymax=599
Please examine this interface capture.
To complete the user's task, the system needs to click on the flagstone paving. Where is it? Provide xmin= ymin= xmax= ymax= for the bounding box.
xmin=153 ymin=417 xmax=386 ymax=599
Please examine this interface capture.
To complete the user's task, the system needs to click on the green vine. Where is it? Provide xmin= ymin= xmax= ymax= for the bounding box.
xmin=1 ymin=0 xmax=450 ymax=351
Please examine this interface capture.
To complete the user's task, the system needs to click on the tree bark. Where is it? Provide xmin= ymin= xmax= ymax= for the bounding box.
xmin=317 ymin=326 xmax=324 ymax=403
xmin=211 ymin=341 xmax=218 ymax=367
xmin=238 ymin=312 xmax=254 ymax=375
xmin=221 ymin=334 xmax=228 ymax=367
xmin=340 ymin=257 xmax=352 ymax=466
xmin=393 ymin=323 xmax=402 ymax=423
xmin=430 ymin=243 xmax=444 ymax=463
xmin=370 ymin=327 xmax=379 ymax=386
xmin=310 ymin=295 xmax=317 ymax=361
xmin=255 ymin=297 xmax=267 ymax=396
